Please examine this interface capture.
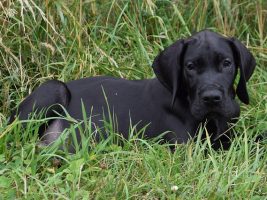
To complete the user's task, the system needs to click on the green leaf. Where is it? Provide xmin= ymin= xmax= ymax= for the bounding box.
xmin=0 ymin=176 xmax=12 ymax=188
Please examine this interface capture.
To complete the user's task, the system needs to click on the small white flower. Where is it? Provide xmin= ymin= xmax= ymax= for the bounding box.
xmin=6 ymin=8 xmax=17 ymax=18
xmin=171 ymin=185 xmax=178 ymax=191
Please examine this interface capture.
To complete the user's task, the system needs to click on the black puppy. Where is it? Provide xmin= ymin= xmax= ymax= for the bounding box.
xmin=9 ymin=30 xmax=256 ymax=150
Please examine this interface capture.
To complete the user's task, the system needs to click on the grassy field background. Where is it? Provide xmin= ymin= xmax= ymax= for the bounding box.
xmin=0 ymin=0 xmax=266 ymax=199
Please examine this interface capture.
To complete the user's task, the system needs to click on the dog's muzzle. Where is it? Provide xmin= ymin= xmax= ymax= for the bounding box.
xmin=199 ymin=85 xmax=224 ymax=106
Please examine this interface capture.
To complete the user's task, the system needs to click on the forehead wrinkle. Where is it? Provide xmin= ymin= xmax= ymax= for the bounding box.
xmin=184 ymin=48 xmax=221 ymax=62
xmin=185 ymin=39 xmax=233 ymax=61
xmin=184 ymin=33 xmax=234 ymax=65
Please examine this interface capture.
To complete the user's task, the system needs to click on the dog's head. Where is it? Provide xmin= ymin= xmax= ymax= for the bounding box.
xmin=152 ymin=30 xmax=256 ymax=121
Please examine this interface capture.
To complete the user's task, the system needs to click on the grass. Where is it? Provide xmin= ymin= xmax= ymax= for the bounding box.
xmin=0 ymin=0 xmax=266 ymax=199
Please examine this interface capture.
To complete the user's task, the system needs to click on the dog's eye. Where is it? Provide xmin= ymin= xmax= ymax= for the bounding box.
xmin=223 ymin=59 xmax=232 ymax=68
xmin=186 ymin=62 xmax=195 ymax=70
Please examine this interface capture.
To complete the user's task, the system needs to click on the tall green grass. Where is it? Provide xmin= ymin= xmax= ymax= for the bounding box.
xmin=0 ymin=0 xmax=266 ymax=199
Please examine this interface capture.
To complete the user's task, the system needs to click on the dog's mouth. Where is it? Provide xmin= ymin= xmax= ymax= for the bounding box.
xmin=190 ymin=104 xmax=226 ymax=121
xmin=205 ymin=112 xmax=222 ymax=120
xmin=190 ymin=92 xmax=241 ymax=121
xmin=191 ymin=103 xmax=239 ymax=123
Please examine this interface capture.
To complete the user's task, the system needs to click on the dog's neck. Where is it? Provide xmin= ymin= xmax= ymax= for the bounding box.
xmin=150 ymin=78 xmax=191 ymax=111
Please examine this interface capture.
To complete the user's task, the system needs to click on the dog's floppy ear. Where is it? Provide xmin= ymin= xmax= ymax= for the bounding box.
xmin=230 ymin=38 xmax=256 ymax=104
xmin=152 ymin=39 xmax=186 ymax=106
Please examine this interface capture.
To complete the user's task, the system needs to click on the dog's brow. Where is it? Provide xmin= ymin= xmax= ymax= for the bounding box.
xmin=214 ymin=51 xmax=232 ymax=60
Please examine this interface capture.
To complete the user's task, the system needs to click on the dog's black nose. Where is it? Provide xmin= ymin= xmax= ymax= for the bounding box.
xmin=201 ymin=90 xmax=222 ymax=105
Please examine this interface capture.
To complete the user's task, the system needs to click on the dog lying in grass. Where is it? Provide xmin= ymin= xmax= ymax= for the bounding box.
xmin=9 ymin=30 xmax=256 ymax=151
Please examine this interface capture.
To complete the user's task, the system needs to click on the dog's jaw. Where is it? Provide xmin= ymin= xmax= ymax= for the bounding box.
xmin=189 ymin=96 xmax=240 ymax=122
